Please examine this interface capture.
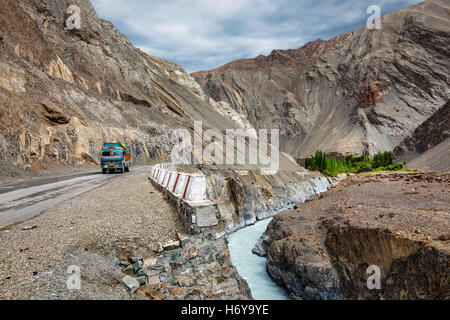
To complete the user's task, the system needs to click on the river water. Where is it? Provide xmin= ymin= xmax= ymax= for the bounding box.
xmin=227 ymin=218 xmax=290 ymax=300
xmin=227 ymin=177 xmax=333 ymax=300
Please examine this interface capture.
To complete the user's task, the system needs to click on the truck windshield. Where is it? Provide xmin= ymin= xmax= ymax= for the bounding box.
xmin=113 ymin=151 xmax=123 ymax=157
xmin=102 ymin=151 xmax=111 ymax=157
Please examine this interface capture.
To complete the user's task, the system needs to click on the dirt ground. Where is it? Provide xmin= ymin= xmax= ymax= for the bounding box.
xmin=0 ymin=169 xmax=182 ymax=299
xmin=260 ymin=172 xmax=449 ymax=299
xmin=329 ymin=173 xmax=450 ymax=245
xmin=270 ymin=172 xmax=450 ymax=252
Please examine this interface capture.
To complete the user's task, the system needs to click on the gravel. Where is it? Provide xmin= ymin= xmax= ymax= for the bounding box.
xmin=0 ymin=169 xmax=182 ymax=299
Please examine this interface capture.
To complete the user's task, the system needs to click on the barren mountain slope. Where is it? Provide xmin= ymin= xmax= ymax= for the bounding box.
xmin=407 ymin=138 xmax=450 ymax=172
xmin=394 ymin=100 xmax=449 ymax=163
xmin=0 ymin=0 xmax=261 ymax=174
xmin=193 ymin=0 xmax=450 ymax=159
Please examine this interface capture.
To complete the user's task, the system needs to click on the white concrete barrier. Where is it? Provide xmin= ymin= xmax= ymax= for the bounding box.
xmin=158 ymin=170 xmax=165 ymax=184
xmin=174 ymin=174 xmax=188 ymax=196
xmin=184 ymin=174 xmax=207 ymax=202
xmin=150 ymin=164 xmax=207 ymax=203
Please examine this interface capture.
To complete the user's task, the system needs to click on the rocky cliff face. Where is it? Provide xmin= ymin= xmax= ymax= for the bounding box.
xmin=255 ymin=174 xmax=450 ymax=300
xmin=201 ymin=167 xmax=333 ymax=233
xmin=193 ymin=0 xmax=450 ymax=159
xmin=0 ymin=0 xmax=248 ymax=175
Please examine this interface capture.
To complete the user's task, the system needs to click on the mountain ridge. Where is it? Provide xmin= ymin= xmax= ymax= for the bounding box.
xmin=193 ymin=0 xmax=450 ymax=164
xmin=0 ymin=0 xmax=273 ymax=173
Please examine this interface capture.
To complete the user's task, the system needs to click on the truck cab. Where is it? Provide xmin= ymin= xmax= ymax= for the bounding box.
xmin=100 ymin=142 xmax=131 ymax=174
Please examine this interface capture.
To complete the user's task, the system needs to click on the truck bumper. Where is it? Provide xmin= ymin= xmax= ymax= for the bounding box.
xmin=102 ymin=164 xmax=124 ymax=170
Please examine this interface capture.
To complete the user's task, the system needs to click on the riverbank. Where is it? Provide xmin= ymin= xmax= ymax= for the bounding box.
xmin=228 ymin=218 xmax=289 ymax=300
xmin=148 ymin=164 xmax=335 ymax=300
xmin=255 ymin=172 xmax=450 ymax=300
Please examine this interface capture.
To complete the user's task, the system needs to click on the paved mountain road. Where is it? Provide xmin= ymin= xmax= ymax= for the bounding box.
xmin=0 ymin=167 xmax=150 ymax=228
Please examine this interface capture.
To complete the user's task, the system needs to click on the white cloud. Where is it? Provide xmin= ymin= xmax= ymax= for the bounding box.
xmin=90 ymin=0 xmax=423 ymax=73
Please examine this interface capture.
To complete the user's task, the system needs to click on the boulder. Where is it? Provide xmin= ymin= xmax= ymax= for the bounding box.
xmin=122 ymin=276 xmax=140 ymax=294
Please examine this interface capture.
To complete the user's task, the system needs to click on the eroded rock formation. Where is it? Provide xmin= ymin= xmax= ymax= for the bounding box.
xmin=255 ymin=174 xmax=450 ymax=300
xmin=202 ymin=167 xmax=333 ymax=233
xmin=360 ymin=82 xmax=389 ymax=107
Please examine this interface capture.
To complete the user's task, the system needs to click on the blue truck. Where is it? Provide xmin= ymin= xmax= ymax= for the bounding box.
xmin=100 ymin=142 xmax=131 ymax=174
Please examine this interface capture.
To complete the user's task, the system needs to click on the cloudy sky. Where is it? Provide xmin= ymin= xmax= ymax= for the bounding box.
xmin=90 ymin=0 xmax=423 ymax=73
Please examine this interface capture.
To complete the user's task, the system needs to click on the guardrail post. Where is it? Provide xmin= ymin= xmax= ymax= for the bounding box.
xmin=183 ymin=176 xmax=192 ymax=200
